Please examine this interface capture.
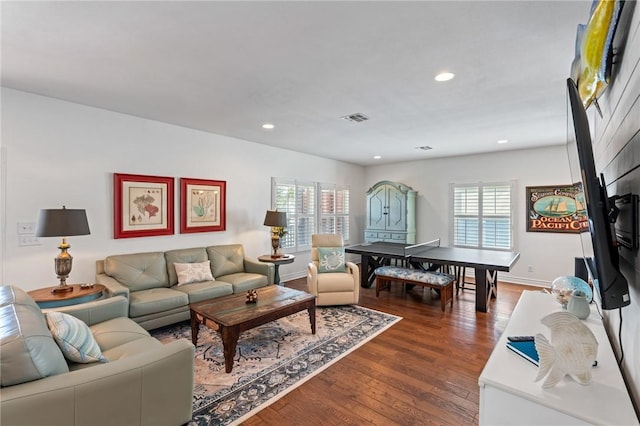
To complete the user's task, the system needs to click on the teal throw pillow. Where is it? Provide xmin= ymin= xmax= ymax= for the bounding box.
xmin=317 ymin=247 xmax=346 ymax=273
xmin=45 ymin=311 xmax=108 ymax=364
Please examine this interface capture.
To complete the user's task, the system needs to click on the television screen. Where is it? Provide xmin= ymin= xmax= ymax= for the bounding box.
xmin=566 ymin=77 xmax=630 ymax=310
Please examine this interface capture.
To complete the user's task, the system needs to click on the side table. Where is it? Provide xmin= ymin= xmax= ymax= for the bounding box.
xmin=28 ymin=284 xmax=105 ymax=309
xmin=258 ymin=254 xmax=295 ymax=285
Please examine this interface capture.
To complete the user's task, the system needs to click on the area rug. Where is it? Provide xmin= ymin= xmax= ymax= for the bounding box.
xmin=151 ymin=305 xmax=401 ymax=425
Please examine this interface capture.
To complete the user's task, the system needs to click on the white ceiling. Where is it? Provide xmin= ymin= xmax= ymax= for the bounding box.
xmin=1 ymin=1 xmax=590 ymax=166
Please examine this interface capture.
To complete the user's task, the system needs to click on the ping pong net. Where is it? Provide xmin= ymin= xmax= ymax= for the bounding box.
xmin=404 ymin=238 xmax=440 ymax=259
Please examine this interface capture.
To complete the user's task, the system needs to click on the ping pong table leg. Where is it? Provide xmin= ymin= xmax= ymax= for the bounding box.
xmin=475 ymin=268 xmax=489 ymax=312
xmin=361 ymin=255 xmax=376 ymax=288
xmin=474 ymin=268 xmax=499 ymax=312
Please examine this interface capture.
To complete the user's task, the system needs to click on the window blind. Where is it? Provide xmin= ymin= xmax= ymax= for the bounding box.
xmin=272 ymin=179 xmax=350 ymax=252
xmin=452 ymin=182 xmax=513 ymax=250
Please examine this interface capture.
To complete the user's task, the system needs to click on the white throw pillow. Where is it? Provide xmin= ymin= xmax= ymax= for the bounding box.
xmin=45 ymin=311 xmax=108 ymax=364
xmin=174 ymin=260 xmax=215 ymax=286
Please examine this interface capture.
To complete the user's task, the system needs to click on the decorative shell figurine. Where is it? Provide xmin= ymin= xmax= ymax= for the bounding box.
xmin=534 ymin=311 xmax=598 ymax=388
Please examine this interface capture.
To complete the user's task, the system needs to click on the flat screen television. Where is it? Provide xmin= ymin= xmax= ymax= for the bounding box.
xmin=566 ymin=77 xmax=630 ymax=310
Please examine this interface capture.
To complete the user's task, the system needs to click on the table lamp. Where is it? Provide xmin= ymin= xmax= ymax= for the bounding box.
xmin=36 ymin=206 xmax=90 ymax=293
xmin=263 ymin=210 xmax=287 ymax=258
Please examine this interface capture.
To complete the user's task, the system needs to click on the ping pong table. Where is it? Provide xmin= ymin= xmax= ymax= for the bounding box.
xmin=345 ymin=240 xmax=520 ymax=312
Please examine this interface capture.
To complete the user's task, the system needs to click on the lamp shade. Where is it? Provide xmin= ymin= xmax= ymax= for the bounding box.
xmin=36 ymin=206 xmax=90 ymax=237
xmin=263 ymin=210 xmax=287 ymax=227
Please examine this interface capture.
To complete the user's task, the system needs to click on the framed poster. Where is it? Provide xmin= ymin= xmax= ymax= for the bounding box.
xmin=114 ymin=173 xmax=174 ymax=239
xmin=180 ymin=177 xmax=226 ymax=233
xmin=526 ymin=184 xmax=587 ymax=233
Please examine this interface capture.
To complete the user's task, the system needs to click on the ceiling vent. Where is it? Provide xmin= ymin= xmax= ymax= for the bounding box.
xmin=341 ymin=113 xmax=369 ymax=123
xmin=415 ymin=145 xmax=433 ymax=151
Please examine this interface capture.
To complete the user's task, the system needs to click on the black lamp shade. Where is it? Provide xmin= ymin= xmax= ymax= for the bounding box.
xmin=36 ymin=207 xmax=90 ymax=237
xmin=263 ymin=210 xmax=287 ymax=227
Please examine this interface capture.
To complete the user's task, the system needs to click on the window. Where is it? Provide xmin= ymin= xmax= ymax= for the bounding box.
xmin=319 ymin=183 xmax=350 ymax=239
xmin=272 ymin=179 xmax=350 ymax=252
xmin=451 ymin=182 xmax=513 ymax=250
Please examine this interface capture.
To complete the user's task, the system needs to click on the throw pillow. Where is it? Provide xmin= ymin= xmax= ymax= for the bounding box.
xmin=174 ymin=260 xmax=215 ymax=286
xmin=45 ymin=311 xmax=108 ymax=364
xmin=317 ymin=247 xmax=346 ymax=273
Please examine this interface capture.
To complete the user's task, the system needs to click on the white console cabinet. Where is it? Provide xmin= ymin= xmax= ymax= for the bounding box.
xmin=479 ymin=290 xmax=637 ymax=425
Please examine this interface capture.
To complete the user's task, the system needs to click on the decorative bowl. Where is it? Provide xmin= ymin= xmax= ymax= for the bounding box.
xmin=550 ymin=276 xmax=591 ymax=308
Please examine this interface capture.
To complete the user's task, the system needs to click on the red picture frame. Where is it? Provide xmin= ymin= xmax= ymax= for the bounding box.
xmin=114 ymin=173 xmax=174 ymax=239
xmin=180 ymin=177 xmax=226 ymax=233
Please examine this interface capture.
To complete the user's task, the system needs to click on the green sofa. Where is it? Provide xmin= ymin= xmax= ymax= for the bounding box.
xmin=0 ymin=285 xmax=195 ymax=426
xmin=95 ymin=244 xmax=275 ymax=330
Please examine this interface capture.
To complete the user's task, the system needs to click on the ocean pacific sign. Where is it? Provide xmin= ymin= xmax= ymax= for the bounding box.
xmin=526 ymin=184 xmax=588 ymax=234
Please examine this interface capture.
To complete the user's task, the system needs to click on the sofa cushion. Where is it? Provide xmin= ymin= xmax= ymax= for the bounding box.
xmin=174 ymin=261 xmax=214 ymax=286
xmin=217 ymin=273 xmax=269 ymax=293
xmin=104 ymin=252 xmax=169 ymax=292
xmin=100 ymin=336 xmax=163 ymax=361
xmin=317 ymin=247 xmax=346 ymax=273
xmin=172 ymin=280 xmax=233 ymax=303
xmin=165 ymin=247 xmax=209 ymax=286
xmin=45 ymin=311 xmax=108 ymax=364
xmin=90 ymin=316 xmax=151 ymax=351
xmin=0 ymin=299 xmax=69 ymax=386
xmin=207 ymin=244 xmax=245 ymax=277
xmin=128 ymin=288 xmax=188 ymax=318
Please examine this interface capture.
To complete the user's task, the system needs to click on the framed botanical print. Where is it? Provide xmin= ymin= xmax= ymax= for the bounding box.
xmin=114 ymin=173 xmax=174 ymax=238
xmin=180 ymin=177 xmax=226 ymax=233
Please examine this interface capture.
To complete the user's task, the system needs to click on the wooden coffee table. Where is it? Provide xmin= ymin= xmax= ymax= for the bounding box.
xmin=189 ymin=286 xmax=316 ymax=373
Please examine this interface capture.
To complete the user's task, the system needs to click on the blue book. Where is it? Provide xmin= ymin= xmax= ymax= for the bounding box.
xmin=506 ymin=340 xmax=539 ymax=366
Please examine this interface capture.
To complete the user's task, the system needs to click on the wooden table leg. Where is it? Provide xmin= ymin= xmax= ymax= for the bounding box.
xmin=307 ymin=303 xmax=316 ymax=334
xmin=220 ymin=325 xmax=240 ymax=373
xmin=475 ymin=268 xmax=489 ymax=313
xmin=190 ymin=310 xmax=199 ymax=346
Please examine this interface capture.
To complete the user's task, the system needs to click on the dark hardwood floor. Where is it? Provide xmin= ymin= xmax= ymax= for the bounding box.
xmin=242 ymin=275 xmax=541 ymax=426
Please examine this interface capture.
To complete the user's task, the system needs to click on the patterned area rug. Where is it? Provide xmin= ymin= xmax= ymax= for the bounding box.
xmin=151 ymin=305 xmax=401 ymax=425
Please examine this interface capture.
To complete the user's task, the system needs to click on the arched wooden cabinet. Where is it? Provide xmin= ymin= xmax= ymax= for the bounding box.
xmin=364 ymin=181 xmax=416 ymax=244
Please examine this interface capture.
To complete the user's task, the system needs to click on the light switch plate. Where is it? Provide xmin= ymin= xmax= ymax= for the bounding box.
xmin=18 ymin=222 xmax=37 ymax=235
xmin=19 ymin=235 xmax=41 ymax=246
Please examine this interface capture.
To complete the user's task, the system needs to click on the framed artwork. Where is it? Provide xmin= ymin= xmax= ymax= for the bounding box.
xmin=180 ymin=178 xmax=226 ymax=233
xmin=526 ymin=184 xmax=587 ymax=234
xmin=113 ymin=173 xmax=174 ymax=239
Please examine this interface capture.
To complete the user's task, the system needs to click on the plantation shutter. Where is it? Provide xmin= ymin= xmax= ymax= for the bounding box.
xmin=451 ymin=182 xmax=513 ymax=250
xmin=453 ymin=186 xmax=480 ymax=247
xmin=273 ymin=179 xmax=316 ymax=251
xmin=482 ymin=185 xmax=512 ymax=249
xmin=319 ymin=183 xmax=350 ymax=243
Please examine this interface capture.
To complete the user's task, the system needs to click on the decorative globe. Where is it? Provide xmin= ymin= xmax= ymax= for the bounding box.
xmin=550 ymin=276 xmax=589 ymax=308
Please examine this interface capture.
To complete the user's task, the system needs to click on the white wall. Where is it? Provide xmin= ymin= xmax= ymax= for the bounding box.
xmin=0 ymin=88 xmax=365 ymax=290
xmin=1 ymin=88 xmax=585 ymax=292
xmin=365 ymin=146 xmax=584 ymax=286
xmin=590 ymin=2 xmax=640 ymax=411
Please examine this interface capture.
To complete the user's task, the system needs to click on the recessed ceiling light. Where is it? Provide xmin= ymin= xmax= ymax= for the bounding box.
xmin=262 ymin=123 xmax=275 ymax=130
xmin=497 ymin=139 xmax=509 ymax=144
xmin=434 ymin=72 xmax=455 ymax=82
xmin=373 ymin=155 xmax=382 ymax=160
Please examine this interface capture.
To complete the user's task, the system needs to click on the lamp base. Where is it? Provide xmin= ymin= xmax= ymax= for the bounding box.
xmin=51 ymin=285 xmax=74 ymax=294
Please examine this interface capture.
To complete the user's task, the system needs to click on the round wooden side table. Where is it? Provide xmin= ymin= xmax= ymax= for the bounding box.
xmin=258 ymin=254 xmax=295 ymax=285
xmin=28 ymin=284 xmax=105 ymax=309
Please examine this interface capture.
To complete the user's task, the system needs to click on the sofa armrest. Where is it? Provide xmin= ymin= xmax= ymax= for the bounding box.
xmin=244 ymin=258 xmax=275 ymax=285
xmin=0 ymin=338 xmax=195 ymax=426
xmin=95 ymin=273 xmax=130 ymax=299
xmin=43 ymin=296 xmax=129 ymax=326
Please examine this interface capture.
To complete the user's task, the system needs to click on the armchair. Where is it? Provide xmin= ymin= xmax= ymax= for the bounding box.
xmin=307 ymin=234 xmax=360 ymax=306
